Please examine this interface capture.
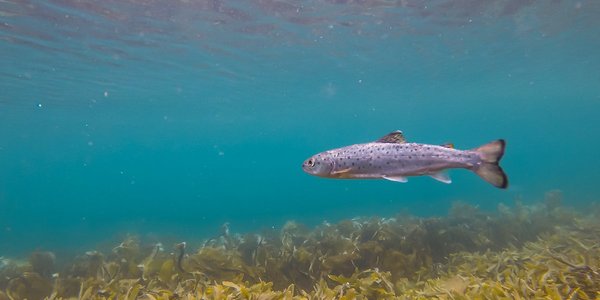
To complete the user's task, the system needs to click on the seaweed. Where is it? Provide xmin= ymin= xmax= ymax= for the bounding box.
xmin=2 ymin=191 xmax=599 ymax=299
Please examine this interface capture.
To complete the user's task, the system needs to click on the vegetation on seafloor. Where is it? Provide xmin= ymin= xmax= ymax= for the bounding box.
xmin=1 ymin=190 xmax=599 ymax=299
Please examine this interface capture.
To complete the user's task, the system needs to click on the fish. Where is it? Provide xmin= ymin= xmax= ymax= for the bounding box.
xmin=302 ymin=130 xmax=508 ymax=188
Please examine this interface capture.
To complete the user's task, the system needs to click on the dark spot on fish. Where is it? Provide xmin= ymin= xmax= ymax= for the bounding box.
xmin=351 ymin=162 xmax=355 ymax=166
xmin=408 ymin=156 xmax=412 ymax=159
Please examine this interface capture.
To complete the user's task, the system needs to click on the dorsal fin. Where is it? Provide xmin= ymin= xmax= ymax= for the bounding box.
xmin=441 ymin=143 xmax=454 ymax=149
xmin=376 ymin=130 xmax=406 ymax=144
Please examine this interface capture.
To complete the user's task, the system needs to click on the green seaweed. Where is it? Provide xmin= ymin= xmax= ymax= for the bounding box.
xmin=1 ymin=191 xmax=599 ymax=299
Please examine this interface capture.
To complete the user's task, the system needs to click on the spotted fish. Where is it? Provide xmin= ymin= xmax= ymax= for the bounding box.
xmin=302 ymin=130 xmax=508 ymax=188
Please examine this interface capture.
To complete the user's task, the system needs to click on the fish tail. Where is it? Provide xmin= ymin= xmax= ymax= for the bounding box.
xmin=472 ymin=139 xmax=508 ymax=189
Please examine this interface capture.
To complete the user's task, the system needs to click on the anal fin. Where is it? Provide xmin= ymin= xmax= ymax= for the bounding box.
xmin=429 ymin=172 xmax=452 ymax=184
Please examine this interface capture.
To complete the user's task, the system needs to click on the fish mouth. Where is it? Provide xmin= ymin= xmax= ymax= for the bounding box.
xmin=301 ymin=164 xmax=310 ymax=173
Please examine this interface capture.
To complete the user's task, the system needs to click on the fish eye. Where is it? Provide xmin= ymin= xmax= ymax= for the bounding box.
xmin=306 ymin=158 xmax=315 ymax=168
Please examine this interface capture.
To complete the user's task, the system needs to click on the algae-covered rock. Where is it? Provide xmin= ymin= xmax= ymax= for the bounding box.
xmin=28 ymin=251 xmax=55 ymax=278
xmin=5 ymin=272 xmax=53 ymax=300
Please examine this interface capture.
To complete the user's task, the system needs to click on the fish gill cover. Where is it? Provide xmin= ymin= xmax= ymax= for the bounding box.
xmin=1 ymin=0 xmax=600 ymax=299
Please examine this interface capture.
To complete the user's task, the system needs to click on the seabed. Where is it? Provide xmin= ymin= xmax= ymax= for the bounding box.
xmin=1 ymin=191 xmax=599 ymax=299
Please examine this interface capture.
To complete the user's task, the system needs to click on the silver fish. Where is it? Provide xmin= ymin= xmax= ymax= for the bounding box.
xmin=302 ymin=130 xmax=508 ymax=188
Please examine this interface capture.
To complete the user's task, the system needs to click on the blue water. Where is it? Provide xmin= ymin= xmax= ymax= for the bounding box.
xmin=1 ymin=1 xmax=599 ymax=256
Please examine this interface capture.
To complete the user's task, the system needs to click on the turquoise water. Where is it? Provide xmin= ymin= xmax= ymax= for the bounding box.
xmin=1 ymin=1 xmax=599 ymax=256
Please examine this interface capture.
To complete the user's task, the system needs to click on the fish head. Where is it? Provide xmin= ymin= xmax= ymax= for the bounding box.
xmin=302 ymin=152 xmax=335 ymax=177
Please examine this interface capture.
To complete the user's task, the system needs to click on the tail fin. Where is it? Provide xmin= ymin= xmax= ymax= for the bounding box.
xmin=472 ymin=139 xmax=508 ymax=189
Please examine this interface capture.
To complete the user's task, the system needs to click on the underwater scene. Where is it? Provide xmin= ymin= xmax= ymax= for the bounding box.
xmin=1 ymin=0 xmax=600 ymax=299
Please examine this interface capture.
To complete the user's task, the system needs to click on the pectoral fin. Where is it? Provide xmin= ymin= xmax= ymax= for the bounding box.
xmin=331 ymin=168 xmax=352 ymax=176
xmin=429 ymin=172 xmax=451 ymax=184
xmin=383 ymin=175 xmax=408 ymax=183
